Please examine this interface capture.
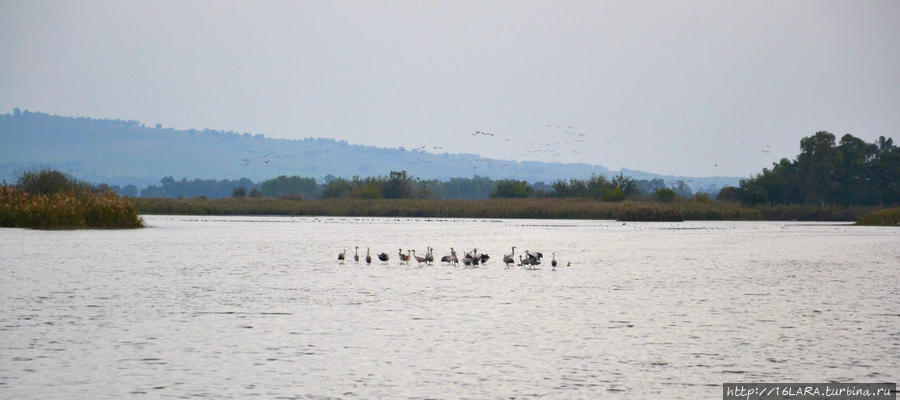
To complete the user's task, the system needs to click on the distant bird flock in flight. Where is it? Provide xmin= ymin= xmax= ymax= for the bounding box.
xmin=338 ymin=246 xmax=569 ymax=270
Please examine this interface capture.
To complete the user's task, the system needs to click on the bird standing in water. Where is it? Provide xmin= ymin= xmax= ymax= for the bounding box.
xmin=398 ymin=249 xmax=410 ymax=264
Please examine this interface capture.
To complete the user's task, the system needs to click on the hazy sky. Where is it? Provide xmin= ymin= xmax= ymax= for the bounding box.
xmin=2 ymin=1 xmax=898 ymax=177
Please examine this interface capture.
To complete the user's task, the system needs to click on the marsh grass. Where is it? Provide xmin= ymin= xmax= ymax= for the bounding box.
xmin=133 ymin=197 xmax=769 ymax=221
xmin=0 ymin=186 xmax=143 ymax=229
xmin=754 ymin=204 xmax=878 ymax=221
xmin=1 ymin=169 xmax=143 ymax=229
xmin=856 ymin=207 xmax=900 ymax=226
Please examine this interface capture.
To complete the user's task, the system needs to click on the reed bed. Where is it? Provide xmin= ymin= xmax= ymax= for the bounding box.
xmin=0 ymin=186 xmax=143 ymax=229
xmin=754 ymin=204 xmax=878 ymax=222
xmin=855 ymin=207 xmax=900 ymax=226
xmin=133 ymin=197 xmax=767 ymax=221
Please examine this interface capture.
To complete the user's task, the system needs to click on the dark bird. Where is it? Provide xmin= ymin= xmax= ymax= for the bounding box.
xmin=353 ymin=246 xmax=359 ymax=263
xmin=519 ymin=255 xmax=536 ymax=269
xmin=377 ymin=252 xmax=389 ymax=264
xmin=337 ymin=249 xmax=346 ymax=264
xmin=365 ymin=248 xmax=372 ymax=265
xmin=478 ymin=253 xmax=490 ymax=265
xmin=465 ymin=249 xmax=478 ymax=265
xmin=525 ymin=250 xmax=543 ymax=266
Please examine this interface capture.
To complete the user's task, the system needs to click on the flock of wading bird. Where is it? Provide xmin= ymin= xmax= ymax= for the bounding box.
xmin=337 ymin=246 xmax=570 ymax=270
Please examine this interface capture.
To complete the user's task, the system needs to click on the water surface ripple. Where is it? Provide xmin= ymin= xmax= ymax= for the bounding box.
xmin=1 ymin=216 xmax=897 ymax=398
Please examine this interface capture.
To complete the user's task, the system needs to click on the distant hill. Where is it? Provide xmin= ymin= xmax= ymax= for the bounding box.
xmin=0 ymin=110 xmax=739 ymax=192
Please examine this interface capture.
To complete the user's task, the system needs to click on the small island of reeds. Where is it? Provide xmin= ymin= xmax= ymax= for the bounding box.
xmin=0 ymin=169 xmax=143 ymax=229
xmin=855 ymin=207 xmax=900 ymax=226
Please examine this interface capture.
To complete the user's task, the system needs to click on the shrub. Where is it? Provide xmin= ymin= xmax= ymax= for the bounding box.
xmin=17 ymin=168 xmax=92 ymax=195
xmin=856 ymin=207 xmax=900 ymax=226
xmin=232 ymin=187 xmax=247 ymax=198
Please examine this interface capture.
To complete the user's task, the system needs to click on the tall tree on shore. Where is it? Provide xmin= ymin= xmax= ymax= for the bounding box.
xmin=739 ymin=132 xmax=898 ymax=206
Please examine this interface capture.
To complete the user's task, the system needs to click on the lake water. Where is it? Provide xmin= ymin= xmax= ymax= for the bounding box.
xmin=1 ymin=216 xmax=897 ymax=399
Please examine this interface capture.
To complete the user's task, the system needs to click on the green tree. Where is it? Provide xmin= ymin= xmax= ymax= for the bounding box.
xmin=797 ymin=131 xmax=842 ymax=205
xmin=716 ymin=186 xmax=740 ymax=202
xmin=654 ymin=188 xmax=676 ymax=202
xmin=490 ymin=180 xmax=533 ymax=198
xmin=610 ymin=173 xmax=638 ymax=197
xmin=320 ymin=178 xmax=351 ymax=199
xmin=382 ymin=170 xmax=413 ymax=199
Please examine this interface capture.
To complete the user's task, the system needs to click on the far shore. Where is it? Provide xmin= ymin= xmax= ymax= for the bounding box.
xmin=131 ymin=197 xmax=879 ymax=222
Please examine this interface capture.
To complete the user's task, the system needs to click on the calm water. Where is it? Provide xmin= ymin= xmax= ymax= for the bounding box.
xmin=1 ymin=216 xmax=897 ymax=399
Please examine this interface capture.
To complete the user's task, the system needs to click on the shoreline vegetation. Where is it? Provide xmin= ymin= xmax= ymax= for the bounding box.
xmin=1 ymin=131 xmax=896 ymax=226
xmin=0 ymin=169 xmax=143 ymax=230
xmin=132 ymin=197 xmax=880 ymax=222
xmin=855 ymin=207 xmax=900 ymax=226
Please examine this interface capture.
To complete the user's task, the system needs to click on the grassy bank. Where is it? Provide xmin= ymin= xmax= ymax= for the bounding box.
xmin=856 ymin=207 xmax=900 ymax=226
xmin=1 ymin=186 xmax=144 ymax=229
xmin=133 ymin=197 xmax=771 ymax=221
xmin=754 ymin=204 xmax=879 ymax=222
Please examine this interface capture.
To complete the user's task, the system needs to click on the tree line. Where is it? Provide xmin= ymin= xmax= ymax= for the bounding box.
xmin=722 ymin=132 xmax=897 ymax=206
xmin=109 ymin=171 xmax=698 ymax=201
xmin=106 ymin=131 xmax=896 ymax=206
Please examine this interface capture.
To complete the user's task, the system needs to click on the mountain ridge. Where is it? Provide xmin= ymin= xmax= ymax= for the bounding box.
xmin=0 ymin=110 xmax=739 ymax=192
